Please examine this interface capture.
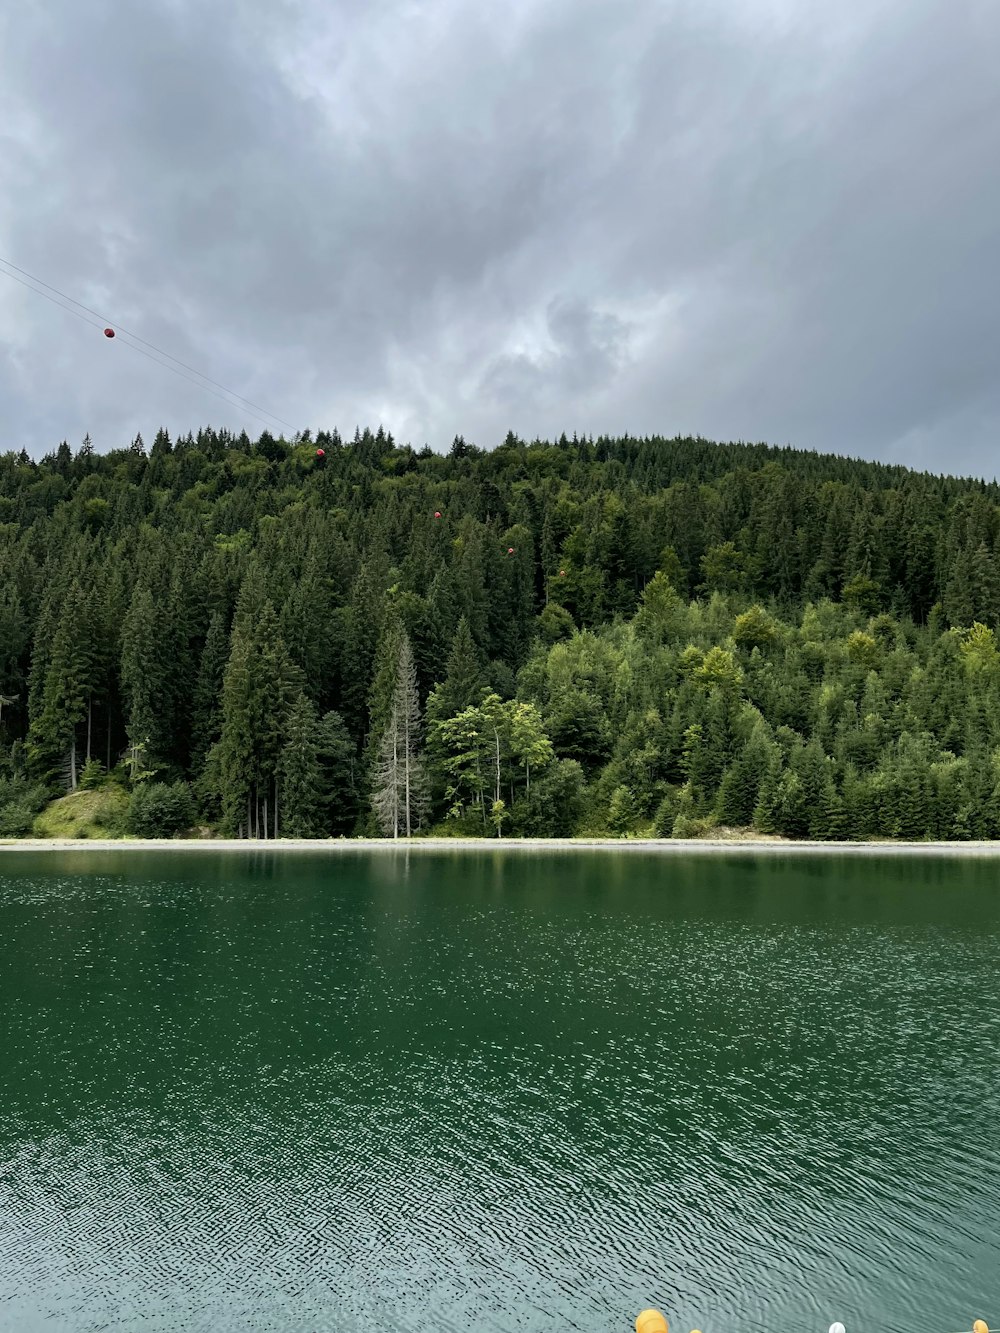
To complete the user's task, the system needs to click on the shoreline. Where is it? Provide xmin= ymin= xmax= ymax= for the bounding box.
xmin=4 ymin=835 xmax=1000 ymax=855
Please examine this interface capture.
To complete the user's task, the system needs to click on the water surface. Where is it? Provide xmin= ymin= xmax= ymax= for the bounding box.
xmin=0 ymin=849 xmax=998 ymax=1332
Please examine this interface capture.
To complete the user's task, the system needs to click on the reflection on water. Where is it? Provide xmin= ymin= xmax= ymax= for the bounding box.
xmin=0 ymin=850 xmax=998 ymax=1332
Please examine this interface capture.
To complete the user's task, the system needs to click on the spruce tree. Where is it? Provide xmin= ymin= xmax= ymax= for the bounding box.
xmin=190 ymin=612 xmax=229 ymax=777
xmin=318 ymin=710 xmax=359 ymax=835
xmin=717 ymin=758 xmax=754 ymax=826
xmin=371 ymin=633 xmax=429 ymax=837
xmin=212 ymin=621 xmax=256 ymax=835
xmin=341 ymin=558 xmax=388 ymax=741
xmin=121 ymin=582 xmax=168 ymax=771
xmin=28 ymin=581 xmax=96 ymax=788
xmin=752 ymin=759 xmax=784 ymax=834
xmin=213 ymin=602 xmax=301 ymax=837
xmin=278 ymin=694 xmax=327 ymax=837
xmin=425 ymin=617 xmax=486 ymax=733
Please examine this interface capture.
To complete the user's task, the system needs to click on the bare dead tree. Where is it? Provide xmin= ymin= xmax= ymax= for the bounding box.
xmin=371 ymin=633 xmax=430 ymax=838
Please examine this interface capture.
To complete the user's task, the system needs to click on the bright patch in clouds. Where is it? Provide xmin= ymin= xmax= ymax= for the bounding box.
xmin=0 ymin=0 xmax=998 ymax=474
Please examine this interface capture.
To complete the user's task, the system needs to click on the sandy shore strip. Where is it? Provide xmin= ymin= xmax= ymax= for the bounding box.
xmin=4 ymin=836 xmax=1000 ymax=854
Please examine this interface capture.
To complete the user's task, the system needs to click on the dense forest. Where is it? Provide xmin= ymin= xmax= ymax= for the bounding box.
xmin=3 ymin=425 xmax=1000 ymax=840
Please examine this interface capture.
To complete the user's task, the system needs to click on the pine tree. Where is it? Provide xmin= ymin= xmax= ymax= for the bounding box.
xmin=0 ymin=586 xmax=28 ymax=719
xmin=425 ymin=617 xmax=486 ymax=735
xmin=212 ymin=622 xmax=256 ymax=835
xmin=371 ymin=633 xmax=429 ymax=837
xmin=28 ymin=581 xmax=96 ymax=787
xmin=278 ymin=694 xmax=327 ymax=837
xmin=716 ymin=759 xmax=754 ymax=826
xmin=686 ymin=688 xmax=733 ymax=804
xmin=752 ymin=759 xmax=784 ymax=834
xmin=318 ymin=710 xmax=359 ymax=835
xmin=120 ymin=582 xmax=167 ymax=772
xmin=794 ymin=739 xmax=834 ymax=838
xmin=279 ymin=561 xmax=334 ymax=701
xmin=26 ymin=571 xmax=72 ymax=750
xmin=162 ymin=541 xmax=206 ymax=767
xmin=212 ymin=601 xmax=302 ymax=837
xmin=776 ymin=770 xmax=809 ymax=837
xmin=367 ymin=618 xmax=404 ymax=753
xmin=488 ymin=524 xmax=536 ymax=666
xmin=190 ymin=611 xmax=229 ymax=777
xmin=341 ymin=558 xmax=388 ymax=741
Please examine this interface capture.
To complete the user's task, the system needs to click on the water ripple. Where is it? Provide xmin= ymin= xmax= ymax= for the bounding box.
xmin=0 ymin=851 xmax=998 ymax=1331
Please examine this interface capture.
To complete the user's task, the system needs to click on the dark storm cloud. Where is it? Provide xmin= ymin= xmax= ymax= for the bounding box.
xmin=0 ymin=0 xmax=997 ymax=475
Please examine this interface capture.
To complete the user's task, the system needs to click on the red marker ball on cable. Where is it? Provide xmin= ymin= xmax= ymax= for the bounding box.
xmin=315 ymin=448 xmax=325 ymax=458
xmin=104 ymin=328 xmax=115 ymax=338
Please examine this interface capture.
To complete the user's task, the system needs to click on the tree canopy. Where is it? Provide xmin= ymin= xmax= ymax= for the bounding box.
xmin=2 ymin=425 xmax=1000 ymax=839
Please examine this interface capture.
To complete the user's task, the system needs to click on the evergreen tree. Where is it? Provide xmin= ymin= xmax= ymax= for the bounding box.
xmin=278 ymin=694 xmax=327 ymax=837
xmin=752 ymin=755 xmax=785 ymax=834
xmin=27 ymin=581 xmax=96 ymax=787
xmin=212 ymin=601 xmax=301 ymax=837
xmin=121 ymin=582 xmax=168 ymax=774
xmin=371 ymin=633 xmax=429 ymax=837
xmin=341 ymin=558 xmax=388 ymax=740
xmin=318 ymin=709 xmax=360 ymax=835
xmin=191 ymin=611 xmax=229 ymax=777
xmin=8 ymin=422 xmax=1000 ymax=842
xmin=425 ymin=617 xmax=486 ymax=734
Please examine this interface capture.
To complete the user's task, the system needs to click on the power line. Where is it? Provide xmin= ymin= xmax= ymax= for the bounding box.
xmin=0 ymin=254 xmax=295 ymax=433
xmin=0 ymin=261 xmax=106 ymax=332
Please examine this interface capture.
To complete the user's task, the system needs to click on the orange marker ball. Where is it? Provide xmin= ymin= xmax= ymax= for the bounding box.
xmin=636 ymin=1312 xmax=668 ymax=1333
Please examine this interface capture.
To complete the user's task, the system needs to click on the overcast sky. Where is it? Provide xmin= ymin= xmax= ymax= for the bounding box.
xmin=1 ymin=0 xmax=998 ymax=475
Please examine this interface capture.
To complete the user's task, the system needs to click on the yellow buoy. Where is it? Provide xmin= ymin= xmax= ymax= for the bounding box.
xmin=636 ymin=1312 xmax=668 ymax=1333
xmin=973 ymin=1321 xmax=988 ymax=1333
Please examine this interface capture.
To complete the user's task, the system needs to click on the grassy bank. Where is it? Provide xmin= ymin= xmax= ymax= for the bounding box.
xmin=31 ymin=786 xmax=129 ymax=839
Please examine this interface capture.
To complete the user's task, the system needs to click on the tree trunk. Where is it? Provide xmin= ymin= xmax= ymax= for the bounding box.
xmin=86 ymin=696 xmax=92 ymax=764
xmin=393 ymin=730 xmax=399 ymax=839
xmin=70 ymin=731 xmax=77 ymax=791
xmin=247 ymin=794 xmax=252 ymax=840
xmin=526 ymin=760 xmax=530 ymax=798
xmin=404 ymin=727 xmax=411 ymax=838
xmin=106 ymin=706 xmax=112 ymax=772
xmin=494 ymin=728 xmax=501 ymax=803
xmin=274 ymin=780 xmax=279 ymax=841
xmin=263 ymin=794 xmax=269 ymax=841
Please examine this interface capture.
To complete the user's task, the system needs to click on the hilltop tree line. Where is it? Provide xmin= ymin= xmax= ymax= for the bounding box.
xmin=3 ymin=425 xmax=1000 ymax=839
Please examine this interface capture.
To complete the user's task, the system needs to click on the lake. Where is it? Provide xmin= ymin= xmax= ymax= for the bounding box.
xmin=0 ymin=848 xmax=998 ymax=1333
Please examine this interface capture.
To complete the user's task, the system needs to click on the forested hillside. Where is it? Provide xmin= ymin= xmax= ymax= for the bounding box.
xmin=3 ymin=426 xmax=1000 ymax=840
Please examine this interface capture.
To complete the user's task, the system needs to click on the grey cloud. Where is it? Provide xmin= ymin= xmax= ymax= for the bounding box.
xmin=0 ymin=0 xmax=998 ymax=476
xmin=480 ymin=297 xmax=630 ymax=410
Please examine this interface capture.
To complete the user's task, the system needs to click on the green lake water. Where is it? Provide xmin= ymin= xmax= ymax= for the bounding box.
xmin=0 ymin=849 xmax=998 ymax=1333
